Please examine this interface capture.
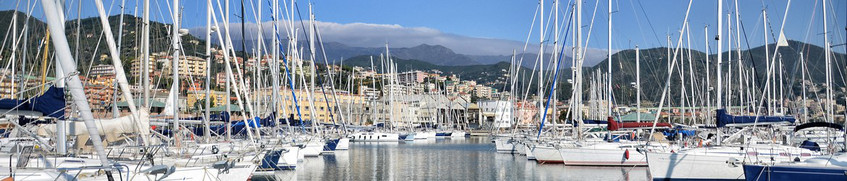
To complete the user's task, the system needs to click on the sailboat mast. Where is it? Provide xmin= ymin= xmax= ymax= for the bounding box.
xmin=726 ymin=14 xmax=732 ymax=111
xmin=272 ymin=0 xmax=281 ymax=133
xmin=55 ymin=0 xmax=66 ymax=156
xmin=204 ymin=0 xmax=213 ymax=142
xmin=801 ymin=52 xmax=807 ymax=123
xmin=635 ymin=45 xmax=640 ymax=123
xmin=575 ymin=0 xmax=583 ymax=140
xmin=716 ymin=0 xmax=723 ymax=109
xmin=142 ymin=0 xmax=150 ymax=108
xmin=94 ymin=0 xmax=150 ymax=146
xmin=538 ymin=0 xmax=545 ymax=135
xmin=225 ymin=0 xmax=231 ymax=141
xmin=172 ymin=0 xmax=182 ymax=148
xmin=41 ymin=0 xmax=112 ymax=172
xmin=823 ymin=0 xmax=833 ymax=123
xmin=705 ymin=26 xmax=711 ymax=117
xmin=10 ymin=3 xmax=16 ymax=99
xmin=552 ymin=0 xmax=558 ymax=131
xmin=607 ymin=0 xmax=612 ymax=118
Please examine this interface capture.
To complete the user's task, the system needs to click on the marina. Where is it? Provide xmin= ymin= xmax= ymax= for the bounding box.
xmin=0 ymin=0 xmax=844 ymax=180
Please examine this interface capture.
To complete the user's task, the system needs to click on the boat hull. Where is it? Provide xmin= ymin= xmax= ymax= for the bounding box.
xmin=494 ymin=139 xmax=516 ymax=154
xmin=742 ymin=164 xmax=847 ymax=181
xmin=647 ymin=152 xmax=744 ymax=180
xmin=532 ymin=146 xmax=563 ymax=163
xmin=560 ymin=147 xmax=646 ymax=166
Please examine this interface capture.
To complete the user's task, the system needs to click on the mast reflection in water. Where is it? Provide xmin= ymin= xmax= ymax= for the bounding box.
xmin=253 ymin=137 xmax=648 ymax=180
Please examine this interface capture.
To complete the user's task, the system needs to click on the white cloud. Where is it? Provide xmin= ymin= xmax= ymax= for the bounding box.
xmin=190 ymin=20 xmax=614 ymax=65
xmin=191 ymin=20 xmax=531 ymax=55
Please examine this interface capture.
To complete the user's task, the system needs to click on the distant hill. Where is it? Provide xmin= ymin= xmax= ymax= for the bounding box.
xmin=589 ymin=40 xmax=847 ymax=105
xmin=0 ymin=10 xmax=208 ymax=75
xmin=339 ymin=40 xmax=847 ymax=106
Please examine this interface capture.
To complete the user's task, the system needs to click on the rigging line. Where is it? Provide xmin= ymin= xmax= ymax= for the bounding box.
xmin=292 ymin=3 xmax=345 ymax=131
xmin=516 ymin=3 xmax=540 ymax=106
xmin=268 ymin=10 xmax=307 ymax=133
xmin=635 ymin=0 xmax=662 ymax=46
xmin=737 ymin=10 xmax=764 ymax=92
xmin=537 ymin=7 xmax=573 ymax=139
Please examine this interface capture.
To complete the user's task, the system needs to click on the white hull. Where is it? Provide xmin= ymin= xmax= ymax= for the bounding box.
xmin=647 ymin=151 xmax=744 ymax=180
xmin=559 ymin=147 xmax=646 ymax=166
xmin=532 ymin=145 xmax=562 ymax=163
xmin=414 ymin=131 xmax=437 ymax=139
xmin=647 ymin=146 xmax=821 ymax=180
xmin=301 ymin=141 xmax=323 ymax=157
xmin=450 ymin=131 xmax=466 ymax=138
xmin=525 ymin=144 xmax=536 ymax=160
xmin=279 ymin=146 xmax=300 ymax=169
xmin=516 ymin=142 xmax=527 ymax=155
xmin=494 ymin=139 xmax=516 ymax=154
xmin=335 ymin=138 xmax=350 ymax=150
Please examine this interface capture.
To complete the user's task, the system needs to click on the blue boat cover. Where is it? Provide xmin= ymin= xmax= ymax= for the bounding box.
xmin=716 ymin=109 xmax=795 ymax=127
xmin=794 ymin=122 xmax=844 ymax=132
xmin=799 ymin=140 xmax=820 ymax=151
xmin=192 ymin=112 xmax=286 ymax=136
xmin=0 ymin=86 xmax=65 ymax=119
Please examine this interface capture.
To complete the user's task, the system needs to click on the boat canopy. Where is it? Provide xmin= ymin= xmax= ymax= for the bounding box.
xmin=0 ymin=86 xmax=65 ymax=119
xmin=716 ymin=109 xmax=795 ymax=127
xmin=607 ymin=116 xmax=671 ymax=131
xmin=794 ymin=122 xmax=844 ymax=132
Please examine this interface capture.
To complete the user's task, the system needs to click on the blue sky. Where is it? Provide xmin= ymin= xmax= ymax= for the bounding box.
xmin=2 ymin=0 xmax=845 ymax=55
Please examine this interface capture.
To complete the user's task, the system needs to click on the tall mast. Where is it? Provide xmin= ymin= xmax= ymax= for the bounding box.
xmin=716 ymin=0 xmax=723 ymax=109
xmin=538 ymin=0 xmax=545 ymax=133
xmin=171 ymin=0 xmax=182 ymax=148
xmin=823 ymin=0 xmax=833 ymax=123
xmin=94 ymin=0 xmax=150 ymax=146
xmin=734 ymin=0 xmax=742 ymax=113
xmin=10 ymin=3 xmax=17 ymax=99
xmin=636 ymin=45 xmax=640 ymax=123
xmin=705 ymin=26 xmax=711 ymax=117
xmin=225 ymin=0 xmax=231 ymax=141
xmin=142 ymin=0 xmax=150 ymax=108
xmin=54 ymin=0 xmax=66 ymax=156
xmin=575 ymin=0 xmax=583 ymax=140
xmin=256 ymin=0 xmax=264 ymax=116
xmin=271 ymin=0 xmax=280 ymax=133
xmin=726 ymin=14 xmax=732 ymax=111
xmin=41 ymin=0 xmax=112 ymax=173
xmin=779 ymin=54 xmax=784 ymax=114
xmin=763 ymin=9 xmax=771 ymax=115
xmin=801 ymin=52 xmax=807 ymax=122
xmin=552 ymin=0 xmax=558 ymax=130
xmin=607 ymin=0 xmax=612 ymax=118
xmin=204 ymin=0 xmax=213 ymax=142
xmin=117 ymin=0 xmax=126 ymax=51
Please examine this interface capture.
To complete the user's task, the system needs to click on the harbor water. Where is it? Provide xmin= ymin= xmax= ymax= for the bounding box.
xmin=254 ymin=137 xmax=649 ymax=180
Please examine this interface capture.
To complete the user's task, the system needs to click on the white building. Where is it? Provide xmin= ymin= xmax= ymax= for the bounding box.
xmin=478 ymin=100 xmax=513 ymax=128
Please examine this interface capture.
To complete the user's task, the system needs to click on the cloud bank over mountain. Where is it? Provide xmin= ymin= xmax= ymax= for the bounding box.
xmin=190 ymin=20 xmax=612 ymax=66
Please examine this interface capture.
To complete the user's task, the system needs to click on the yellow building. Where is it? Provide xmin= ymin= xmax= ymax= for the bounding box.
xmin=160 ymin=56 xmax=208 ymax=77
xmin=186 ymin=90 xmax=229 ymax=109
xmin=259 ymin=88 xmax=366 ymax=124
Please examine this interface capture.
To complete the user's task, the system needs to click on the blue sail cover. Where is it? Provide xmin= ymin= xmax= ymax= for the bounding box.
xmin=716 ymin=109 xmax=795 ymax=127
xmin=192 ymin=112 xmax=280 ymax=136
xmin=0 ymin=86 xmax=65 ymax=119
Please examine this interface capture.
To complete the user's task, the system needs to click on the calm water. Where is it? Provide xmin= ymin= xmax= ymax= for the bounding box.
xmin=254 ymin=137 xmax=649 ymax=181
